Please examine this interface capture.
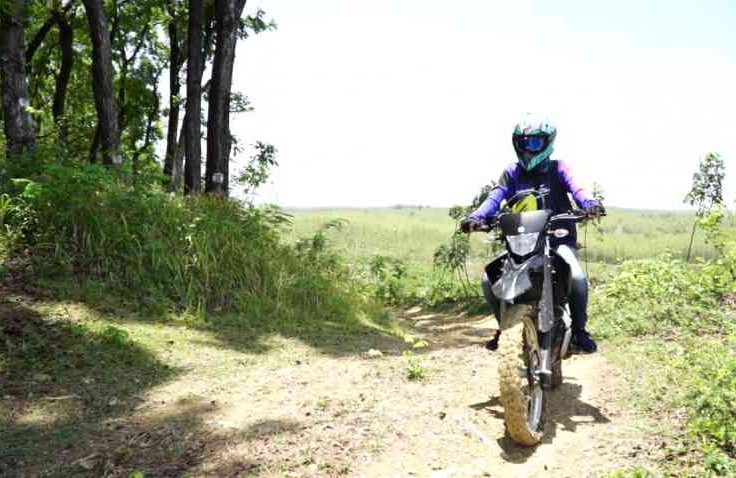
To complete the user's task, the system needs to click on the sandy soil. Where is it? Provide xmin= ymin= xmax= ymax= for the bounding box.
xmin=180 ymin=308 xmax=651 ymax=477
xmin=3 ymin=300 xmax=654 ymax=477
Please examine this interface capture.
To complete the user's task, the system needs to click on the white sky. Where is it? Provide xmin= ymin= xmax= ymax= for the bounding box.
xmin=231 ymin=0 xmax=736 ymax=210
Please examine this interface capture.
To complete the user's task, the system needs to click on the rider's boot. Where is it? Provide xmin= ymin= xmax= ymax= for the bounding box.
xmin=481 ymin=272 xmax=503 ymax=351
xmin=569 ymin=273 xmax=597 ymax=353
xmin=485 ymin=329 xmax=501 ymax=351
xmin=570 ymin=328 xmax=597 ymax=353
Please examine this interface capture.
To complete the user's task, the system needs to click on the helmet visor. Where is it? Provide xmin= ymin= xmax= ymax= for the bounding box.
xmin=515 ymin=135 xmax=547 ymax=153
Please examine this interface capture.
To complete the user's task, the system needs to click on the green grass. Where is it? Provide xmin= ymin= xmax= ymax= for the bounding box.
xmin=286 ymin=206 xmax=718 ymax=306
xmin=609 ymin=334 xmax=736 ymax=477
xmin=288 ymin=206 xmax=718 ymax=267
xmin=589 ymin=253 xmax=736 ymax=476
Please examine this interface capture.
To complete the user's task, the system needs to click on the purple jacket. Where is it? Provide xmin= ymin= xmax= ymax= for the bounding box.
xmin=469 ymin=160 xmax=597 ymax=246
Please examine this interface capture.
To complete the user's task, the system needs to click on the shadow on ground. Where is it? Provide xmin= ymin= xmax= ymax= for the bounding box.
xmin=469 ymin=380 xmax=611 ymax=464
xmin=400 ymin=304 xmax=497 ymax=349
xmin=0 ymin=298 xmax=181 ymax=475
xmin=0 ymin=297 xmax=280 ymax=477
xmin=41 ymin=274 xmax=408 ymax=358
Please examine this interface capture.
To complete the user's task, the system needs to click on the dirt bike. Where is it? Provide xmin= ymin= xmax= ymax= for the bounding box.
xmin=471 ymin=192 xmax=603 ymax=446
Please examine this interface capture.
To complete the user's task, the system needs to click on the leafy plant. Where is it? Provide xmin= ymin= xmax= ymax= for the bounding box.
xmin=684 ymin=153 xmax=725 ymax=262
xmin=234 ymin=141 xmax=278 ymax=199
xmin=368 ymin=255 xmax=408 ymax=303
xmin=403 ymin=350 xmax=427 ymax=381
xmin=102 ymin=326 xmax=132 ymax=348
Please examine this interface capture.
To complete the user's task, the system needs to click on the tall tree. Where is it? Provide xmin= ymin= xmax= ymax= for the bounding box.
xmin=52 ymin=7 xmax=75 ymax=125
xmin=172 ymin=13 xmax=214 ymax=191
xmin=184 ymin=0 xmax=204 ymax=194
xmin=82 ymin=0 xmax=121 ymax=165
xmin=205 ymin=0 xmax=247 ymax=196
xmin=0 ymin=0 xmax=36 ymax=156
xmin=163 ymin=0 xmax=183 ymax=187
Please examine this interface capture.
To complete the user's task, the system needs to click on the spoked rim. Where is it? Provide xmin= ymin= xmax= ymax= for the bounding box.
xmin=522 ymin=337 xmax=544 ymax=433
xmin=523 ymin=346 xmax=544 ymax=432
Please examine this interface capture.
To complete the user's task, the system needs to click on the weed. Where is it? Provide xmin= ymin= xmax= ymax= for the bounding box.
xmin=403 ymin=351 xmax=427 ymax=381
xmin=606 ymin=467 xmax=654 ymax=478
xmin=102 ymin=326 xmax=132 ymax=348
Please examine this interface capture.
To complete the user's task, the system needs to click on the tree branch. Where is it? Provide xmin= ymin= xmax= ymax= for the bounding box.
xmin=26 ymin=17 xmax=56 ymax=65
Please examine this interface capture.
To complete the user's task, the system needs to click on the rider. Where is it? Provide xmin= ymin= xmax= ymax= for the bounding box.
xmin=460 ymin=114 xmax=604 ymax=353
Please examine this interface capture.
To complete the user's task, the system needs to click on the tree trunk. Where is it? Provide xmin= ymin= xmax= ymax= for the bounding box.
xmin=53 ymin=9 xmax=74 ymax=124
xmin=0 ymin=1 xmax=36 ymax=157
xmin=686 ymin=220 xmax=697 ymax=263
xmin=171 ymin=114 xmax=187 ymax=191
xmin=163 ymin=4 xmax=182 ymax=185
xmin=184 ymin=0 xmax=204 ymax=194
xmin=82 ymin=0 xmax=121 ymax=166
xmin=205 ymin=0 xmax=247 ymax=196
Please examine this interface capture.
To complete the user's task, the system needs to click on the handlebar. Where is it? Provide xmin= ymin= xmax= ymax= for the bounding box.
xmin=463 ymin=209 xmax=606 ymax=234
xmin=550 ymin=210 xmax=605 ymax=222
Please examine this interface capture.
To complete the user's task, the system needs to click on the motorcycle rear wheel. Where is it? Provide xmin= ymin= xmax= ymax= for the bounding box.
xmin=498 ymin=304 xmax=545 ymax=446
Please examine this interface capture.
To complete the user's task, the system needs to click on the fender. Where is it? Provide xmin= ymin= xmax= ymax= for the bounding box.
xmin=487 ymin=254 xmax=544 ymax=302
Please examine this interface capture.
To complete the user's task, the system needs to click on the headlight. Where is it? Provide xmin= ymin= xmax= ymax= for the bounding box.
xmin=506 ymin=232 xmax=540 ymax=256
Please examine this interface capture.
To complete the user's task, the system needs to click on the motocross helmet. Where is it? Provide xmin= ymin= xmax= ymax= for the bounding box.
xmin=512 ymin=113 xmax=557 ymax=172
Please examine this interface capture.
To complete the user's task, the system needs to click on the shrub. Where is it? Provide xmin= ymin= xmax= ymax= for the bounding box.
xmin=590 ymin=254 xmax=727 ymax=339
xmin=367 ymin=255 xmax=408 ymax=303
xmin=2 ymin=163 xmax=372 ymax=327
xmin=687 ymin=337 xmax=736 ymax=461
xmin=592 ymin=249 xmax=736 ymax=474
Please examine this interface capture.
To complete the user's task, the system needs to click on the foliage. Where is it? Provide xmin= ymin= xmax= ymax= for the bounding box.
xmin=606 ymin=468 xmax=654 ymax=478
xmin=239 ymin=8 xmax=278 ymax=38
xmin=402 ymin=350 xmax=427 ymax=381
xmin=593 ymin=214 xmax=736 ymax=474
xmin=590 ymin=254 xmax=727 ymax=339
xmin=687 ymin=339 xmax=736 ymax=469
xmin=432 ymin=182 xmax=502 ymax=301
xmin=1 ymin=163 xmax=377 ymax=329
xmin=433 ymin=232 xmax=476 ymax=296
xmin=367 ymin=254 xmax=408 ymax=303
xmin=234 ymin=141 xmax=278 ymax=199
xmin=684 ymin=153 xmax=725 ymax=215
xmin=1 ymin=0 xmax=277 ymax=193
xmin=684 ymin=153 xmax=725 ymax=261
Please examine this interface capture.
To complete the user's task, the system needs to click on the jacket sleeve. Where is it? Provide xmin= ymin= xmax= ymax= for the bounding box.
xmin=468 ymin=166 xmax=514 ymax=221
xmin=556 ymin=160 xmax=596 ymax=209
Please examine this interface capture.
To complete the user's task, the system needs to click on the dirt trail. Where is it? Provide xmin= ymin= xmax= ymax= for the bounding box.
xmin=5 ymin=297 xmax=652 ymax=477
xmin=178 ymin=308 xmax=650 ymax=477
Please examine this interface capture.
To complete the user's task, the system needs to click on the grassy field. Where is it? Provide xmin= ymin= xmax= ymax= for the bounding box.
xmin=287 ymin=206 xmax=717 ymax=275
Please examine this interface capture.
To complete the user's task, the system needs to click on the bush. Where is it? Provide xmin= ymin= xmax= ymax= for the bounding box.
xmin=366 ymin=255 xmax=408 ymax=303
xmin=2 ymin=163 xmax=372 ymax=327
xmin=687 ymin=337 xmax=736 ymax=462
xmin=590 ymin=254 xmax=728 ymax=339
xmin=593 ymin=250 xmax=736 ymax=474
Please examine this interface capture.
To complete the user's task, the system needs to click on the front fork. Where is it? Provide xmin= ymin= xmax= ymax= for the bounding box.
xmin=537 ymin=248 xmax=555 ymax=390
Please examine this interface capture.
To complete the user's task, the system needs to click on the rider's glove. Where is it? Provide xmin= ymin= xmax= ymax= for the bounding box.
xmin=459 ymin=217 xmax=481 ymax=233
xmin=583 ymin=202 xmax=606 ymax=218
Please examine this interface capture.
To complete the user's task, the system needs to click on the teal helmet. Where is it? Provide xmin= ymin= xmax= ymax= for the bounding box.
xmin=512 ymin=114 xmax=557 ymax=172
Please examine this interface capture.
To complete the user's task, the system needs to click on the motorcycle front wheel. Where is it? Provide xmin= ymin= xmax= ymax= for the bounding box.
xmin=498 ymin=304 xmax=545 ymax=446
